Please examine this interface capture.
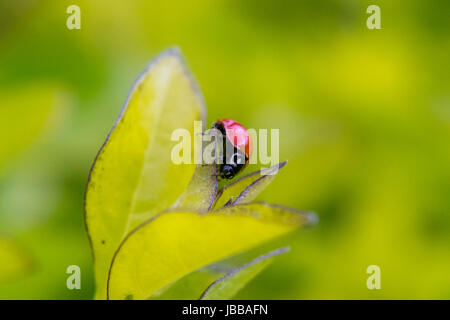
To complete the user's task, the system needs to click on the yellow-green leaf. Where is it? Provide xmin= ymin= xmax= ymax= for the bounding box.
xmin=85 ymin=48 xmax=206 ymax=299
xmin=200 ymin=247 xmax=289 ymax=300
xmin=107 ymin=202 xmax=317 ymax=300
xmin=173 ymin=164 xmax=217 ymax=211
xmin=0 ymin=237 xmax=34 ymax=283
xmin=152 ymin=268 xmax=221 ymax=300
xmin=212 ymin=161 xmax=287 ymax=209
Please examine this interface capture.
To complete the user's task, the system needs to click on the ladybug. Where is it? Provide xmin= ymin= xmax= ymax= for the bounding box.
xmin=212 ymin=119 xmax=253 ymax=179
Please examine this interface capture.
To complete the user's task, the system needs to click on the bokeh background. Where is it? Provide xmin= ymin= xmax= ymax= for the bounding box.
xmin=0 ymin=0 xmax=449 ymax=299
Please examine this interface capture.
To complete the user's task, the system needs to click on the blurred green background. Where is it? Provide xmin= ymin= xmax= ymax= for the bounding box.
xmin=0 ymin=0 xmax=449 ymax=299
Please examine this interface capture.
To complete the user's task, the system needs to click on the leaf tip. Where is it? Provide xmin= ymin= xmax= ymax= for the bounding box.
xmin=153 ymin=47 xmax=207 ymax=123
xmin=158 ymin=46 xmax=183 ymax=60
xmin=304 ymin=211 xmax=319 ymax=227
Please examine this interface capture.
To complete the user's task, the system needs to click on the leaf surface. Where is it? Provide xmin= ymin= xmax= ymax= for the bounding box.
xmin=84 ymin=48 xmax=206 ymax=298
xmin=212 ymin=161 xmax=287 ymax=209
xmin=173 ymin=164 xmax=217 ymax=211
xmin=107 ymin=202 xmax=316 ymax=300
xmin=200 ymin=247 xmax=289 ymax=300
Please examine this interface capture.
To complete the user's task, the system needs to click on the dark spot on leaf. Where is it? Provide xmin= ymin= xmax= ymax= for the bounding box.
xmin=101 ymin=240 xmax=105 ymax=244
xmin=125 ymin=294 xmax=133 ymax=300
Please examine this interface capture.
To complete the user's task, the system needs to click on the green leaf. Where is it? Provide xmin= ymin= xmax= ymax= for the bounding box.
xmin=212 ymin=161 xmax=287 ymax=209
xmin=84 ymin=48 xmax=206 ymax=299
xmin=200 ymin=247 xmax=289 ymax=300
xmin=0 ymin=237 xmax=34 ymax=283
xmin=107 ymin=202 xmax=317 ymax=300
xmin=173 ymin=164 xmax=217 ymax=211
xmin=152 ymin=268 xmax=221 ymax=300
xmin=151 ymin=246 xmax=272 ymax=299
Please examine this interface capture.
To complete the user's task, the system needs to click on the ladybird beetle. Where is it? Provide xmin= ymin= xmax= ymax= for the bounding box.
xmin=212 ymin=119 xmax=253 ymax=179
